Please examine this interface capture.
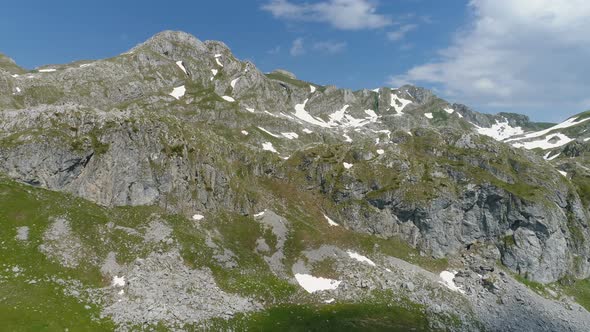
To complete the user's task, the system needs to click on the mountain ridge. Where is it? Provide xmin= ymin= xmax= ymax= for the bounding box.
xmin=2 ymin=30 xmax=590 ymax=331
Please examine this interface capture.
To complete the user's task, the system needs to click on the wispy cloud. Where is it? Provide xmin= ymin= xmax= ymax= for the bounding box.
xmin=267 ymin=45 xmax=281 ymax=55
xmin=387 ymin=24 xmax=417 ymax=41
xmin=313 ymin=40 xmax=347 ymax=54
xmin=262 ymin=0 xmax=392 ymax=30
xmin=389 ymin=0 xmax=590 ymax=118
xmin=290 ymin=38 xmax=305 ymax=56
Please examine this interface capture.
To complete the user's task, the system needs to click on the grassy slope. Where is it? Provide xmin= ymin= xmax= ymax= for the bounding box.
xmin=0 ymin=175 xmax=460 ymax=330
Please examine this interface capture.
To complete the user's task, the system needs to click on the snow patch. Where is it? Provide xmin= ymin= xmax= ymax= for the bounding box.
xmin=215 ymin=57 xmax=224 ymax=67
xmin=310 ymin=85 xmax=316 ymax=93
xmin=231 ymin=77 xmax=240 ymax=88
xmin=512 ymin=133 xmax=573 ymax=150
xmin=390 ymin=93 xmax=412 ymax=115
xmin=192 ymin=214 xmax=204 ymax=221
xmin=343 ymin=133 xmax=353 ymax=143
xmin=11 ymin=74 xmax=19 ymax=78
xmin=439 ymin=271 xmax=465 ymax=294
xmin=38 ymin=68 xmax=57 ymax=72
xmin=424 ymin=113 xmax=433 ymax=119
xmin=175 ymin=61 xmax=187 ymax=75
xmin=343 ymin=162 xmax=353 ymax=169
xmin=376 ymin=149 xmax=384 ymax=155
xmin=241 ymin=130 xmax=249 ymax=136
xmin=302 ymin=128 xmax=313 ymax=134
xmin=79 ymin=63 xmax=93 ymax=68
xmin=254 ymin=210 xmax=266 ymax=218
xmin=444 ymin=108 xmax=455 ymax=114
xmin=324 ymin=298 xmax=335 ymax=304
xmin=15 ymin=87 xmax=21 ymax=93
xmin=169 ymin=85 xmax=186 ymax=99
xmin=323 ymin=215 xmax=339 ymax=227
xmin=294 ymin=273 xmax=341 ymax=293
xmin=112 ymin=276 xmax=126 ymax=287
xmin=293 ymin=99 xmax=331 ymax=128
xmin=262 ymin=142 xmax=278 ymax=153
xmin=281 ymin=132 xmax=299 ymax=140
xmin=258 ymin=127 xmax=280 ymax=138
xmin=559 ymin=170 xmax=568 ymax=177
xmin=222 ymin=96 xmax=235 ymax=102
xmin=507 ymin=116 xmax=590 ymax=143
xmin=245 ymin=107 xmax=255 ymax=113
xmin=544 ymin=152 xmax=560 ymax=161
xmin=475 ymin=119 xmax=524 ymax=141
xmin=346 ymin=251 xmax=376 ymax=266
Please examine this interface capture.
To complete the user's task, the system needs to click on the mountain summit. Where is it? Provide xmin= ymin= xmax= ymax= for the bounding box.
xmin=2 ymin=31 xmax=590 ymax=331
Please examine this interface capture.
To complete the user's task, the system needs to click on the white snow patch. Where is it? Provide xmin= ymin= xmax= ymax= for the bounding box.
xmin=16 ymin=87 xmax=21 ymax=93
xmin=439 ymin=271 xmax=465 ymax=294
xmin=112 ymin=276 xmax=126 ymax=287
xmin=376 ymin=149 xmax=384 ymax=155
xmin=512 ymin=133 xmax=573 ymax=150
xmin=585 ymin=137 xmax=590 ymax=142
xmin=424 ymin=113 xmax=433 ymax=119
xmin=364 ymin=109 xmax=378 ymax=118
xmin=79 ymin=63 xmax=93 ymax=68
xmin=323 ymin=215 xmax=339 ymax=227
xmin=293 ymin=99 xmax=331 ymax=128
xmin=118 ymin=289 xmax=125 ymax=296
xmin=509 ymin=116 xmax=590 ymax=142
xmin=474 ymin=119 xmax=524 ymax=141
xmin=231 ymin=77 xmax=240 ymax=88
xmin=281 ymin=132 xmax=299 ymax=139
xmin=324 ymin=298 xmax=335 ymax=304
xmin=262 ymin=142 xmax=278 ymax=153
xmin=302 ymin=128 xmax=313 ymax=134
xmin=279 ymin=112 xmax=295 ymax=120
xmin=372 ymin=88 xmax=380 ymax=92
xmin=214 ymin=54 xmax=222 ymax=57
xmin=246 ymin=107 xmax=255 ymax=113
xmin=169 ymin=85 xmax=186 ymax=99
xmin=211 ymin=69 xmax=218 ymax=76
xmin=310 ymin=85 xmax=316 ymax=93
xmin=444 ymin=108 xmax=455 ymax=114
xmin=192 ymin=214 xmax=204 ymax=221
xmin=38 ymin=68 xmax=57 ymax=72
xmin=544 ymin=152 xmax=560 ymax=161
xmin=294 ymin=273 xmax=341 ymax=293
xmin=11 ymin=74 xmax=19 ymax=78
xmin=559 ymin=170 xmax=568 ymax=177
xmin=222 ymin=96 xmax=235 ymax=102
xmin=346 ymin=251 xmax=376 ymax=266
xmin=343 ymin=162 xmax=353 ymax=169
xmin=343 ymin=133 xmax=353 ymax=143
xmin=254 ymin=210 xmax=266 ymax=218
xmin=258 ymin=127 xmax=280 ymax=138
xmin=390 ymin=93 xmax=412 ymax=115
xmin=175 ymin=61 xmax=187 ymax=75
xmin=215 ymin=57 xmax=224 ymax=67
xmin=241 ymin=130 xmax=249 ymax=136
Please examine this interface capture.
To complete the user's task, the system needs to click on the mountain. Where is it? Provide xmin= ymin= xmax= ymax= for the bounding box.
xmin=2 ymin=30 xmax=590 ymax=331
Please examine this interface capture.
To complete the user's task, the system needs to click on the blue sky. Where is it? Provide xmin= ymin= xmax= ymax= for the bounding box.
xmin=2 ymin=0 xmax=589 ymax=122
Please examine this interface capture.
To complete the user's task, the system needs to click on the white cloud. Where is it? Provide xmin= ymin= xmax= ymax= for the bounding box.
xmin=387 ymin=24 xmax=417 ymax=41
xmin=262 ymin=0 xmax=391 ymax=30
xmin=290 ymin=38 xmax=305 ymax=56
xmin=389 ymin=0 xmax=590 ymax=120
xmin=313 ymin=41 xmax=347 ymax=54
